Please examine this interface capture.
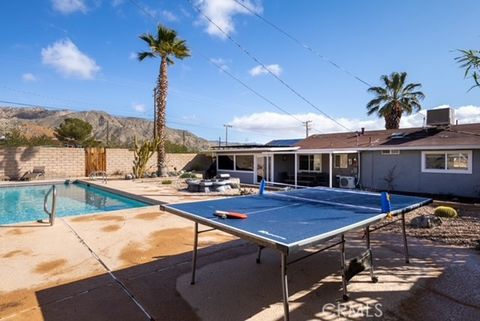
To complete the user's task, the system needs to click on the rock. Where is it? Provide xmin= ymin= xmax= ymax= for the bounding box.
xmin=125 ymin=174 xmax=134 ymax=180
xmin=410 ymin=215 xmax=443 ymax=229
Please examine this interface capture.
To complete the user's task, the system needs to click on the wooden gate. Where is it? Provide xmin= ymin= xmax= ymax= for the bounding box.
xmin=85 ymin=147 xmax=106 ymax=176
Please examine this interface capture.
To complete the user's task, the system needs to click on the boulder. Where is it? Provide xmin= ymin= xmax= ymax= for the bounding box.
xmin=410 ymin=215 xmax=442 ymax=229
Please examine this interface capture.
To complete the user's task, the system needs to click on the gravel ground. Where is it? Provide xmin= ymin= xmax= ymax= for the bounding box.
xmin=375 ymin=203 xmax=480 ymax=249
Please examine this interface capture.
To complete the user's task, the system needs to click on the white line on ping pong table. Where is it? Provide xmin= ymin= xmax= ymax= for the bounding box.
xmin=267 ymin=192 xmax=381 ymax=212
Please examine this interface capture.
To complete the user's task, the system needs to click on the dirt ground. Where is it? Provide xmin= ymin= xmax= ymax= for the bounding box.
xmin=376 ymin=202 xmax=480 ymax=248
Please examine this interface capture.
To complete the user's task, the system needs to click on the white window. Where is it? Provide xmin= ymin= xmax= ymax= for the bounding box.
xmin=381 ymin=149 xmax=400 ymax=155
xmin=421 ymin=151 xmax=472 ymax=174
xmin=334 ymin=154 xmax=348 ymax=168
xmin=218 ymin=155 xmax=234 ymax=170
xmin=298 ymin=154 xmax=322 ymax=172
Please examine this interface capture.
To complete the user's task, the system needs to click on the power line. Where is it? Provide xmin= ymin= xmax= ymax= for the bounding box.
xmin=188 ymin=0 xmax=352 ymax=132
xmin=231 ymin=0 xmax=373 ymax=87
xmin=128 ymin=0 xmax=317 ymax=134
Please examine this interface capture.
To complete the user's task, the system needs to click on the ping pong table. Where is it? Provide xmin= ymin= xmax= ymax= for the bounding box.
xmin=162 ymin=186 xmax=431 ymax=321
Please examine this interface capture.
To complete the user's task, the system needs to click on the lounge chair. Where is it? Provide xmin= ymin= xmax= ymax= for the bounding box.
xmin=20 ymin=166 xmax=45 ymax=181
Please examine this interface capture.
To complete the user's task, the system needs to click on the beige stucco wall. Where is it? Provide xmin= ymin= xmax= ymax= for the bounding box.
xmin=0 ymin=147 xmax=213 ymax=179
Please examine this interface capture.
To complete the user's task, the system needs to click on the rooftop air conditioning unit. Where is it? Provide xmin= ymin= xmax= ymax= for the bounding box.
xmin=339 ymin=176 xmax=355 ymax=189
xmin=426 ymin=108 xmax=455 ymax=127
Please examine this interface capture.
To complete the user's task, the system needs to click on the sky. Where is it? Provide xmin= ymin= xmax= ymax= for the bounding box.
xmin=1 ymin=0 xmax=480 ymax=143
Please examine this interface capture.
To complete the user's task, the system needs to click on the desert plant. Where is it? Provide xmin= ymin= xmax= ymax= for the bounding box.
xmin=132 ymin=137 xmax=160 ymax=179
xmin=179 ymin=172 xmax=197 ymax=179
xmin=434 ymin=206 xmax=458 ymax=218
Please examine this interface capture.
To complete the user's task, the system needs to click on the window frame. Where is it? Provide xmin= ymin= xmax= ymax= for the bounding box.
xmin=333 ymin=154 xmax=349 ymax=169
xmin=381 ymin=149 xmax=400 ymax=155
xmin=421 ymin=150 xmax=472 ymax=174
xmin=297 ymin=154 xmax=322 ymax=172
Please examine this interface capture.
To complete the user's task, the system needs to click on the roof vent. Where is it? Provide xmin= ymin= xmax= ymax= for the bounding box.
xmin=426 ymin=108 xmax=455 ymax=127
xmin=389 ymin=132 xmax=406 ymax=139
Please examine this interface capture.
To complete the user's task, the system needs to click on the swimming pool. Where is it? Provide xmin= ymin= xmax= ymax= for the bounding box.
xmin=0 ymin=182 xmax=150 ymax=225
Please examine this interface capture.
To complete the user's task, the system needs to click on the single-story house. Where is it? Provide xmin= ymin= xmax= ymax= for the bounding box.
xmin=214 ymin=108 xmax=480 ymax=199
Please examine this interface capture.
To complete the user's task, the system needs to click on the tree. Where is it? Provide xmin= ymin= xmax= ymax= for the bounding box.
xmin=456 ymin=49 xmax=480 ymax=90
xmin=366 ymin=72 xmax=425 ymax=129
xmin=55 ymin=118 xmax=93 ymax=146
xmin=137 ymin=25 xmax=190 ymax=176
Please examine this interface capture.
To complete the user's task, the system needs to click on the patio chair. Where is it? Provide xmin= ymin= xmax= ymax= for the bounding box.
xmin=20 ymin=166 xmax=45 ymax=181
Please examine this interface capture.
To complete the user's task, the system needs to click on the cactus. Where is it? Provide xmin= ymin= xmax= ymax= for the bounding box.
xmin=434 ymin=206 xmax=458 ymax=218
xmin=132 ymin=137 xmax=160 ymax=179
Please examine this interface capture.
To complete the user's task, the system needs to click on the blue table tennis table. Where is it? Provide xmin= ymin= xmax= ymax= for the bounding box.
xmin=162 ymin=187 xmax=431 ymax=321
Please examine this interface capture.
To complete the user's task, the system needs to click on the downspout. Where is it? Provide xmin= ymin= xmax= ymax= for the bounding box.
xmin=357 ymin=151 xmax=361 ymax=188
xmin=294 ymin=153 xmax=298 ymax=187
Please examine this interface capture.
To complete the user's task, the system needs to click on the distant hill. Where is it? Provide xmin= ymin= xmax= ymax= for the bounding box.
xmin=0 ymin=107 xmax=210 ymax=151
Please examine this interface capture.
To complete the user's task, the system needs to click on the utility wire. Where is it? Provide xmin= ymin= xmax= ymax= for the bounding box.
xmin=231 ymin=0 xmax=373 ymax=87
xmin=188 ymin=0 xmax=352 ymax=132
xmin=128 ymin=0 xmax=320 ymax=133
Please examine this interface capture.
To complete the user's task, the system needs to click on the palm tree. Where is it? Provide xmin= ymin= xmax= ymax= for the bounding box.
xmin=456 ymin=49 xmax=480 ymax=91
xmin=138 ymin=25 xmax=190 ymax=176
xmin=366 ymin=72 xmax=425 ymax=129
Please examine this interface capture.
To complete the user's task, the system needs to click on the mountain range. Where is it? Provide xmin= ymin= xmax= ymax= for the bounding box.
xmin=0 ymin=107 xmax=210 ymax=151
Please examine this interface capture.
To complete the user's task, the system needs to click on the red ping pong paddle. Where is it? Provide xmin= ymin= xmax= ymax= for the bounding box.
xmin=215 ymin=210 xmax=248 ymax=219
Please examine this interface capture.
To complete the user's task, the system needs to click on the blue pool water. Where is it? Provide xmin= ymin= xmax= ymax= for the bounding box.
xmin=0 ymin=182 xmax=149 ymax=224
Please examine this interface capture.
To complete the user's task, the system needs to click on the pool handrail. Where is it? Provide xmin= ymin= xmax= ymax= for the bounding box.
xmin=43 ymin=185 xmax=57 ymax=226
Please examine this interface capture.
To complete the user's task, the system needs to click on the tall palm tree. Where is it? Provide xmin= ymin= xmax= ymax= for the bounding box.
xmin=366 ymin=72 xmax=425 ymax=129
xmin=138 ymin=25 xmax=190 ymax=176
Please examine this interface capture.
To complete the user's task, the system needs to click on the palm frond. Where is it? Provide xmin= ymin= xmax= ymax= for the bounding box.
xmin=137 ymin=51 xmax=156 ymax=61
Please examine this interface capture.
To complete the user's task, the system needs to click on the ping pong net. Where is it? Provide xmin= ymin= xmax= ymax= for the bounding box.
xmin=264 ymin=186 xmax=384 ymax=212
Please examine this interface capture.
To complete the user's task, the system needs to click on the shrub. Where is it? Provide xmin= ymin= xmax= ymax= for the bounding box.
xmin=161 ymin=180 xmax=173 ymax=185
xmin=179 ymin=172 xmax=197 ymax=179
xmin=434 ymin=206 xmax=458 ymax=218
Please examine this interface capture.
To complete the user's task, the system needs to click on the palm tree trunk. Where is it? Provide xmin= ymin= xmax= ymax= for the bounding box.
xmin=156 ymin=57 xmax=168 ymax=176
xmin=384 ymin=102 xmax=402 ymax=129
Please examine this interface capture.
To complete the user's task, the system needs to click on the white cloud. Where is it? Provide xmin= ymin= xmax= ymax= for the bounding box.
xmin=229 ymin=105 xmax=480 ymax=138
xmin=249 ymin=64 xmax=282 ymax=77
xmin=161 ymin=10 xmax=178 ymax=22
xmin=132 ymin=103 xmax=146 ymax=113
xmin=210 ymin=57 xmax=229 ymax=71
xmin=21 ymin=73 xmax=37 ymax=82
xmin=41 ymin=39 xmax=100 ymax=79
xmin=51 ymin=0 xmax=87 ymax=14
xmin=195 ymin=0 xmax=263 ymax=38
xmin=111 ymin=0 xmax=125 ymax=7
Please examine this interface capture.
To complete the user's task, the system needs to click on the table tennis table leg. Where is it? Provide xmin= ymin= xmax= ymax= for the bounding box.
xmin=191 ymin=223 xmax=199 ymax=285
xmin=401 ymin=213 xmax=410 ymax=264
xmin=280 ymin=253 xmax=290 ymax=321
xmin=340 ymin=234 xmax=349 ymax=301
xmin=365 ymin=226 xmax=378 ymax=283
xmin=256 ymin=246 xmax=265 ymax=264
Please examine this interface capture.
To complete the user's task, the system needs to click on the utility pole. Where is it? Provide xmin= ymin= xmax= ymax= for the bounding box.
xmin=106 ymin=121 xmax=110 ymax=146
xmin=223 ymin=124 xmax=232 ymax=147
xmin=303 ymin=120 xmax=312 ymax=138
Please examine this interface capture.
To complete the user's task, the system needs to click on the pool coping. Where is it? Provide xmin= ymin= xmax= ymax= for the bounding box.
xmin=0 ymin=180 xmax=162 ymax=226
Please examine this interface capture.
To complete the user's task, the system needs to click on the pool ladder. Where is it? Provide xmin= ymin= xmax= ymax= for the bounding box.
xmin=43 ymin=185 xmax=57 ymax=226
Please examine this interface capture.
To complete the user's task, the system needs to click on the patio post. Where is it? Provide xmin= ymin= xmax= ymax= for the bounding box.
xmin=294 ymin=153 xmax=298 ymax=187
xmin=329 ymin=153 xmax=333 ymax=188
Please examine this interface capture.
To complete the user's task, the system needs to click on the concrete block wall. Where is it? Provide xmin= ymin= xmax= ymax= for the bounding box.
xmin=0 ymin=147 xmax=85 ymax=179
xmin=105 ymin=149 xmax=212 ymax=175
xmin=0 ymin=147 xmax=213 ymax=179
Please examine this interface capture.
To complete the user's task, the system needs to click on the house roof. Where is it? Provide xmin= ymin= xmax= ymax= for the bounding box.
xmin=296 ymin=123 xmax=480 ymax=151
xmin=266 ymin=139 xmax=302 ymax=147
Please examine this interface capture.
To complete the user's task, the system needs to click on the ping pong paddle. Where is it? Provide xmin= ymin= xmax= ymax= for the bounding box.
xmin=215 ymin=210 xmax=248 ymax=219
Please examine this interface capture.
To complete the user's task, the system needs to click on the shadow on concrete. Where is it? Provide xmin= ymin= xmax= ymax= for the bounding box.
xmin=12 ymin=234 xmax=479 ymax=321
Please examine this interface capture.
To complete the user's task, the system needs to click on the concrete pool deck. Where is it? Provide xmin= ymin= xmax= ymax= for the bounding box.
xmin=1 ymin=179 xmax=479 ymax=320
